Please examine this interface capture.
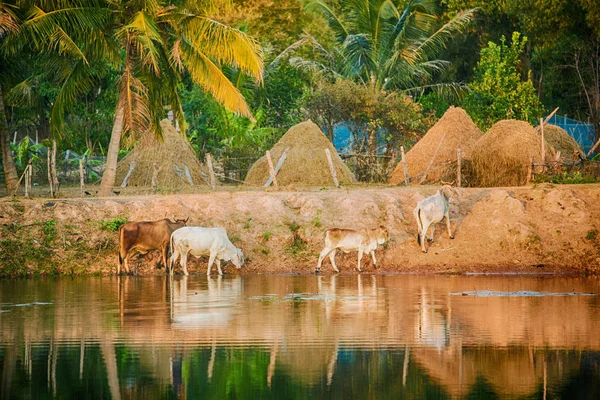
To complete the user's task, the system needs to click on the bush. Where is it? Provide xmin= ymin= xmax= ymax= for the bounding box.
xmin=98 ymin=217 xmax=129 ymax=232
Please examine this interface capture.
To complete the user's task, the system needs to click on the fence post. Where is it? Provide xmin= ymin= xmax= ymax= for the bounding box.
xmin=457 ymin=148 xmax=462 ymax=187
xmin=151 ymin=162 xmax=160 ymax=191
xmin=527 ymin=156 xmax=534 ymax=184
xmin=51 ymin=140 xmax=59 ymax=197
xmin=540 ymin=117 xmax=545 ymax=165
xmin=400 ymin=146 xmax=409 ymax=185
xmin=47 ymin=149 xmax=54 ymax=198
xmin=79 ymin=158 xmax=85 ymax=197
xmin=266 ymin=151 xmax=278 ymax=189
xmin=206 ymin=153 xmax=216 ymax=190
xmin=325 ymin=148 xmax=339 ymax=187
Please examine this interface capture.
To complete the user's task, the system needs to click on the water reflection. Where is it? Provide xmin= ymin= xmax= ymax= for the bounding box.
xmin=1 ymin=275 xmax=599 ymax=399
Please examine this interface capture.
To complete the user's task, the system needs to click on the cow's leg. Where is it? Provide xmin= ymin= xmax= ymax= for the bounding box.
xmin=428 ymin=224 xmax=435 ymax=242
xmin=357 ymin=249 xmax=363 ymax=272
xmin=169 ymin=249 xmax=179 ymax=275
xmin=160 ymin=245 xmax=168 ymax=270
xmin=216 ymin=259 xmax=223 ymax=276
xmin=370 ymin=250 xmax=377 ymax=268
xmin=328 ymin=249 xmax=340 ymax=273
xmin=207 ymin=253 xmax=217 ymax=276
xmin=123 ymin=253 xmax=131 ymax=275
xmin=316 ymin=247 xmax=332 ymax=273
xmin=421 ymin=221 xmax=431 ymax=253
xmin=181 ymin=251 xmax=189 ymax=276
xmin=446 ymin=213 xmax=454 ymax=239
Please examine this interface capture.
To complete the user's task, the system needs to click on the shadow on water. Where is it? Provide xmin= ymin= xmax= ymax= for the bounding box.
xmin=1 ymin=274 xmax=600 ymax=399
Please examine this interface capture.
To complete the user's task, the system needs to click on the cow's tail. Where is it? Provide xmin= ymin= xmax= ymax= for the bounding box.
xmin=416 ymin=208 xmax=423 ymax=245
xmin=168 ymin=231 xmax=176 ymax=271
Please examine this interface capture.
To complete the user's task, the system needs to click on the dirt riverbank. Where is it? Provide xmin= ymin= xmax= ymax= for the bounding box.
xmin=1 ymin=184 xmax=600 ymax=276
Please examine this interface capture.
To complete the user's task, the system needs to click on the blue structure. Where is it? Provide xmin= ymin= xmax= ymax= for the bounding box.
xmin=332 ymin=122 xmax=388 ymax=155
xmin=546 ymin=115 xmax=596 ymax=154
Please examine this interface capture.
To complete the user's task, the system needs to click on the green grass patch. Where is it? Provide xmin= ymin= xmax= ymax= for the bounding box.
xmin=98 ymin=217 xmax=129 ymax=232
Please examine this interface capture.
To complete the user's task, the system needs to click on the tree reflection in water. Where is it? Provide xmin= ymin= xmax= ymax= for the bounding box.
xmin=1 ymin=275 xmax=599 ymax=399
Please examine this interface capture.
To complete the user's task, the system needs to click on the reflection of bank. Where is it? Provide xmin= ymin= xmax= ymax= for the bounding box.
xmin=169 ymin=276 xmax=243 ymax=330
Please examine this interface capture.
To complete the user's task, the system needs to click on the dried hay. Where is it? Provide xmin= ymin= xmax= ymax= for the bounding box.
xmin=472 ymin=120 xmax=555 ymax=187
xmin=542 ymin=124 xmax=584 ymax=160
xmin=389 ymin=107 xmax=482 ymax=185
xmin=115 ymin=119 xmax=211 ymax=189
xmin=244 ymin=120 xmax=356 ymax=186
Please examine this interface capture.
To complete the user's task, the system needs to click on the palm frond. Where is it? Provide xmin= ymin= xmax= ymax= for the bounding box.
xmin=342 ymin=34 xmax=377 ymax=79
xmin=305 ymin=0 xmax=348 ymax=43
xmin=180 ymin=39 xmax=253 ymax=119
xmin=117 ymin=11 xmax=163 ymax=75
xmin=119 ymin=62 xmax=152 ymax=136
xmin=0 ymin=2 xmax=19 ymax=37
xmin=405 ymin=82 xmax=470 ymax=102
xmin=410 ymin=8 xmax=475 ymax=62
xmin=180 ymin=16 xmax=263 ymax=82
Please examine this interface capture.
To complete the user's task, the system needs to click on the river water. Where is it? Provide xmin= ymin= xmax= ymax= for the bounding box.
xmin=1 ymin=274 xmax=599 ymax=399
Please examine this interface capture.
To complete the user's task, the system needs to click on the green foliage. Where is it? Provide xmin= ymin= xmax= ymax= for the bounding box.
xmin=243 ymin=218 xmax=252 ymax=229
xmin=312 ymin=209 xmax=322 ymax=228
xmin=586 ymin=230 xmax=598 ymax=241
xmin=98 ymin=217 xmax=128 ymax=232
xmin=262 ymin=231 xmax=272 ymax=241
xmin=533 ymin=171 xmax=599 ymax=185
xmin=41 ymin=220 xmax=57 ymax=245
xmin=419 ymin=92 xmax=451 ymax=118
xmin=462 ymin=32 xmax=544 ymax=130
xmin=286 ymin=222 xmax=307 ymax=255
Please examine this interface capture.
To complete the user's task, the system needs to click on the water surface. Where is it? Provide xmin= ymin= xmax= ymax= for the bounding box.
xmin=1 ymin=274 xmax=599 ymax=399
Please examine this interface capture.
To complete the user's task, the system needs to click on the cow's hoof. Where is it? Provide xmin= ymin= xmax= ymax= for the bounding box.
xmin=422 ymin=250 xmax=427 ymax=254
xmin=450 ymin=235 xmax=455 ymax=239
xmin=314 ymin=269 xmax=320 ymax=274
xmin=427 ymin=238 xmax=434 ymax=243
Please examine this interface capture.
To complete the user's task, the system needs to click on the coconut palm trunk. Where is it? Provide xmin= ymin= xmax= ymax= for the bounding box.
xmin=99 ymin=100 xmax=125 ymax=196
xmin=0 ymin=86 xmax=18 ymax=194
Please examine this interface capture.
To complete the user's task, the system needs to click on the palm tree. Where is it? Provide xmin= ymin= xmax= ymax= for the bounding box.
xmin=300 ymin=0 xmax=475 ymax=93
xmin=0 ymin=1 xmax=20 ymax=194
xmin=23 ymin=0 xmax=263 ymax=195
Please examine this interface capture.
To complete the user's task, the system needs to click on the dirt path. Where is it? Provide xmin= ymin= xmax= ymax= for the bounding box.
xmin=1 ymin=184 xmax=600 ymax=276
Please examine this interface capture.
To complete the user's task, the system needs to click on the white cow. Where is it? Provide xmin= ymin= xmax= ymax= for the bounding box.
xmin=413 ymin=185 xmax=459 ymax=253
xmin=316 ymin=226 xmax=389 ymax=273
xmin=169 ymin=227 xmax=244 ymax=276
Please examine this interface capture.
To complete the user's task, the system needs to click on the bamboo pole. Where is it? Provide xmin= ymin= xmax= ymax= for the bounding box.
xmin=264 ymin=147 xmax=288 ymax=188
xmin=266 ymin=151 xmax=278 ymax=189
xmin=79 ymin=158 xmax=85 ymax=197
xmin=47 ymin=149 xmax=54 ymax=197
xmin=151 ymin=162 xmax=160 ymax=191
xmin=400 ymin=146 xmax=409 ymax=185
xmin=206 ymin=153 xmax=216 ymax=190
xmin=540 ymin=117 xmax=545 ymax=162
xmin=535 ymin=106 xmax=559 ymax=132
xmin=120 ymin=162 xmax=135 ymax=188
xmin=527 ymin=156 xmax=534 ymax=184
xmin=51 ymin=140 xmax=58 ymax=197
xmin=457 ymin=148 xmax=462 ymax=187
xmin=325 ymin=148 xmax=339 ymax=187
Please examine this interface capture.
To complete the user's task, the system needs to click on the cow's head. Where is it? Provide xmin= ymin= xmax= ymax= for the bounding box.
xmin=377 ymin=225 xmax=389 ymax=245
xmin=231 ymin=248 xmax=245 ymax=269
xmin=171 ymin=216 xmax=190 ymax=226
xmin=439 ymin=185 xmax=460 ymax=201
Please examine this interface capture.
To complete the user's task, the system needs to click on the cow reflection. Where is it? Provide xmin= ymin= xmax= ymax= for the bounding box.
xmin=170 ymin=276 xmax=243 ymax=329
xmin=416 ymin=288 xmax=450 ymax=349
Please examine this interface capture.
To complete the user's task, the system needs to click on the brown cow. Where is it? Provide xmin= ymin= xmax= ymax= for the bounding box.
xmin=117 ymin=217 xmax=189 ymax=275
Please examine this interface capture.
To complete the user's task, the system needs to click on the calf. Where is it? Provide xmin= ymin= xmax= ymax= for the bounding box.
xmin=117 ymin=217 xmax=188 ymax=274
xmin=316 ymin=226 xmax=389 ymax=273
xmin=413 ymin=185 xmax=459 ymax=253
xmin=169 ymin=227 xmax=245 ymax=276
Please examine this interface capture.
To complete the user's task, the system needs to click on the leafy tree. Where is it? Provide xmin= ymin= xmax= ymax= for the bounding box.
xmin=302 ymin=78 xmax=433 ymax=177
xmin=0 ymin=0 xmax=20 ymax=193
xmin=295 ymin=0 xmax=475 ymax=95
xmin=19 ymin=0 xmax=264 ymax=196
xmin=462 ymin=32 xmax=543 ymax=130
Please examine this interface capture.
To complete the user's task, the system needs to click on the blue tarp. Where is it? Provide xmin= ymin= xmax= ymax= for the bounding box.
xmin=546 ymin=115 xmax=596 ymax=154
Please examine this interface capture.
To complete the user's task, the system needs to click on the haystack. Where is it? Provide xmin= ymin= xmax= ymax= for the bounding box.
xmin=472 ymin=120 xmax=555 ymax=187
xmin=244 ymin=120 xmax=356 ymax=186
xmin=115 ymin=119 xmax=210 ymax=189
xmin=389 ymin=107 xmax=482 ymax=185
xmin=542 ymin=124 xmax=584 ymax=160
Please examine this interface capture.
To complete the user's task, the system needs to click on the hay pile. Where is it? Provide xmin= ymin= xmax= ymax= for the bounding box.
xmin=542 ymin=124 xmax=584 ymax=160
xmin=472 ymin=120 xmax=555 ymax=187
xmin=389 ymin=107 xmax=482 ymax=185
xmin=115 ymin=119 xmax=210 ymax=189
xmin=244 ymin=120 xmax=356 ymax=186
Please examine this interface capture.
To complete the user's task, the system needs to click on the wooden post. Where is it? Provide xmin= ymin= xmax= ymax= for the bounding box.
xmin=457 ymin=148 xmax=462 ymax=188
xmin=79 ymin=158 xmax=85 ymax=197
xmin=151 ymin=162 xmax=160 ymax=191
xmin=26 ymin=160 xmax=32 ymax=197
xmin=527 ymin=156 xmax=534 ymax=184
xmin=540 ymin=117 xmax=545 ymax=163
xmin=51 ymin=140 xmax=58 ymax=197
xmin=419 ymin=132 xmax=447 ymax=184
xmin=206 ymin=153 xmax=216 ymax=190
xmin=264 ymin=147 xmax=289 ymax=188
xmin=324 ymin=148 xmax=340 ymax=187
xmin=24 ymin=165 xmax=30 ymax=197
xmin=400 ymin=146 xmax=409 ymax=185
xmin=120 ymin=162 xmax=135 ymax=188
xmin=47 ymin=149 xmax=54 ymax=198
xmin=535 ymin=106 xmax=560 ymax=132
xmin=266 ymin=151 xmax=278 ymax=189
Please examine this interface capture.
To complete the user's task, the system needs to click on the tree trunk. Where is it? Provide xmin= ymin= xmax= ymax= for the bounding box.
xmin=0 ymin=87 xmax=19 ymax=194
xmin=99 ymin=99 xmax=125 ymax=196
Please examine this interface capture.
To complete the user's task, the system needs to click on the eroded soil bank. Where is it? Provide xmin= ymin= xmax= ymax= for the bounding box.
xmin=1 ymin=184 xmax=600 ymax=276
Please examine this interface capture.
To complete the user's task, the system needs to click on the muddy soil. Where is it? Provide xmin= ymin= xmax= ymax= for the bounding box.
xmin=1 ymin=184 xmax=600 ymax=276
